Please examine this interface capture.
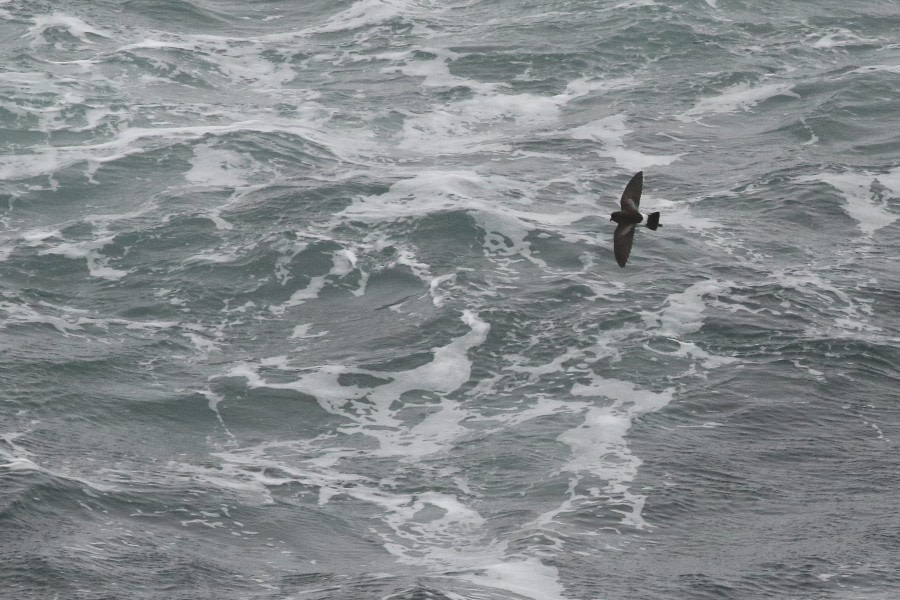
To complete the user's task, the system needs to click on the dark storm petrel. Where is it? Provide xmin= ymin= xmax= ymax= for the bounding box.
xmin=609 ymin=171 xmax=661 ymax=267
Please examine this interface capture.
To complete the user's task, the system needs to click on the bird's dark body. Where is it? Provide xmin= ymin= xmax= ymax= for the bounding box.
xmin=610 ymin=210 xmax=643 ymax=226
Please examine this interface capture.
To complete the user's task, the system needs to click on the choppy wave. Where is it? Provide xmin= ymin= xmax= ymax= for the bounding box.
xmin=2 ymin=0 xmax=899 ymax=599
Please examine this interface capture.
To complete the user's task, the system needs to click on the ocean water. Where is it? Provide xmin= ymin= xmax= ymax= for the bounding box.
xmin=1 ymin=0 xmax=899 ymax=598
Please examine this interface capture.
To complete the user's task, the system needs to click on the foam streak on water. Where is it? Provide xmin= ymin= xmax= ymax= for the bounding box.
xmin=1 ymin=1 xmax=899 ymax=599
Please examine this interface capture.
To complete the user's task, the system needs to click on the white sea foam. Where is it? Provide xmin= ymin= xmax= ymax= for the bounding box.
xmin=0 ymin=118 xmax=340 ymax=182
xmin=333 ymin=248 xmax=359 ymax=281
xmin=187 ymin=249 xmax=243 ymax=264
xmin=204 ymin=289 xmax=696 ymax=596
xmin=347 ymin=310 xmax=489 ymax=457
xmin=185 ymin=142 xmax=268 ymax=188
xmin=564 ymin=76 xmax=638 ymax=98
xmin=398 ymin=91 xmax=560 ymax=154
xmin=642 ymin=279 xmax=729 ymax=338
xmin=677 ymin=82 xmax=799 ymax=122
xmin=341 ymin=170 xmax=502 ymax=220
xmin=290 ymin=323 xmax=327 ymax=340
xmin=561 ymin=379 xmax=674 ymax=529
xmin=501 ymin=284 xmax=739 ymax=539
xmin=796 ymin=170 xmax=898 ymax=236
xmin=791 ymin=359 xmax=825 ymax=381
xmin=199 ymin=389 xmax=235 ymax=441
xmin=499 ymin=331 xmax=680 ymax=533
xmin=225 ymin=310 xmax=489 ymax=459
xmin=876 ymin=165 xmax=900 ymax=199
xmin=391 ymin=51 xmax=629 ymax=157
xmin=2 ymin=293 xmax=179 ymax=342
xmin=39 ymin=235 xmax=130 ymax=280
xmin=204 ymin=435 xmax=570 ymax=600
xmin=0 ymin=71 xmax=56 ymax=86
xmin=25 ymin=13 xmax=110 ymax=45
xmin=276 ymin=276 xmax=328 ymax=311
xmin=810 ymin=29 xmax=879 ymax=49
xmin=0 ymin=145 xmax=64 ymax=181
xmin=386 ymin=47 xmax=495 ymax=93
xmin=21 ymin=205 xmax=164 ymax=281
xmin=117 ymin=32 xmax=301 ymax=90
xmin=770 ymin=268 xmax=882 ymax=336
xmin=571 ymin=114 xmax=681 ymax=172
xmin=0 ymin=300 xmax=82 ymax=336
xmin=461 ymin=557 xmax=568 ymax=600
xmin=506 ymin=347 xmax=585 ymax=381
xmin=200 ymin=352 xmax=551 ymax=592
xmin=183 ymin=330 xmax=220 ymax=354
xmin=1 ymin=424 xmax=113 ymax=491
xmin=267 ymin=248 xmax=365 ymax=314
xmin=428 ymin=273 xmax=457 ymax=307
xmin=314 ymin=0 xmax=428 ymax=34
xmin=0 ymin=76 xmax=122 ymax=136
xmin=641 ymin=280 xmax=739 ymax=370
xmin=339 ymin=169 xmax=585 ymax=273
xmin=613 ymin=0 xmax=659 ymax=9
xmin=116 ymin=39 xmax=192 ymax=52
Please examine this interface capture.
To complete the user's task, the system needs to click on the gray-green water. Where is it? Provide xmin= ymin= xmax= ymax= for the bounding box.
xmin=1 ymin=1 xmax=899 ymax=598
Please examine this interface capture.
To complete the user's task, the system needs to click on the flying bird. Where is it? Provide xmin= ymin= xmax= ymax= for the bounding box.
xmin=609 ymin=171 xmax=661 ymax=267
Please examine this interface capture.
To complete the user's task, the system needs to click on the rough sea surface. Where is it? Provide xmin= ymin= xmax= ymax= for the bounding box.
xmin=2 ymin=1 xmax=899 ymax=599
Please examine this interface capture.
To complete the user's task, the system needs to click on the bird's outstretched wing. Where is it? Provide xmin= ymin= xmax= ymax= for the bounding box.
xmin=620 ymin=171 xmax=643 ymax=211
xmin=613 ymin=223 xmax=635 ymax=267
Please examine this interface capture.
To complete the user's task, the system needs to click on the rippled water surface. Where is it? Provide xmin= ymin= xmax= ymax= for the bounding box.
xmin=1 ymin=1 xmax=899 ymax=599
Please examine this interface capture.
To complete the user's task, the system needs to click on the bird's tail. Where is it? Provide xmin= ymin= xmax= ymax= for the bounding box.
xmin=646 ymin=211 xmax=661 ymax=231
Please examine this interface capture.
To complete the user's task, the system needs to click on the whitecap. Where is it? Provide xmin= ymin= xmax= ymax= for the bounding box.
xmin=39 ymin=235 xmax=130 ymax=280
xmin=1 ymin=425 xmax=114 ymax=492
xmin=561 ymin=378 xmax=675 ymax=529
xmin=796 ymin=170 xmax=898 ymax=236
xmin=339 ymin=169 xmax=585 ymax=272
xmin=25 ymin=13 xmax=110 ymax=46
xmin=267 ymin=248 xmax=365 ymax=314
xmin=0 ymin=300 xmax=82 ymax=336
xmin=1 ymin=119 xmax=335 ymax=182
xmin=290 ymin=323 xmax=328 ymax=340
xmin=769 ymin=268 xmax=882 ymax=336
xmin=640 ymin=280 xmax=740 ymax=370
xmin=461 ymin=557 xmax=568 ymax=600
xmin=677 ymin=82 xmax=799 ymax=122
xmin=314 ymin=0 xmax=425 ymax=34
xmin=810 ymin=28 xmax=880 ymax=49
xmin=185 ymin=142 xmax=271 ymax=188
xmin=398 ymin=92 xmax=561 ymax=154
xmin=641 ymin=279 xmax=732 ymax=338
xmin=222 ymin=311 xmax=489 ymax=459
xmin=563 ymin=75 xmax=638 ymax=98
xmin=571 ymin=114 xmax=681 ymax=172
xmin=385 ymin=47 xmax=495 ymax=93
